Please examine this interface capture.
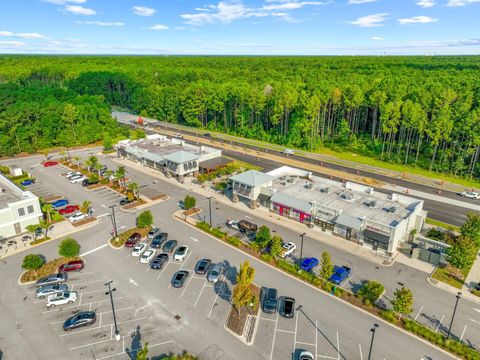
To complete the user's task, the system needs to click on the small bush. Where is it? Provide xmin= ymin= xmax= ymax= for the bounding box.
xmin=226 ymin=236 xmax=241 ymax=247
xmin=357 ymin=280 xmax=385 ymax=303
xmin=22 ymin=254 xmax=45 ymax=271
xmin=379 ymin=310 xmax=397 ymax=323
xmin=58 ymin=238 xmax=80 ymax=258
xmin=137 ymin=210 xmax=153 ymax=228
xmin=260 ymin=253 xmax=274 ymax=263
xmin=471 ymin=289 xmax=480 ymax=297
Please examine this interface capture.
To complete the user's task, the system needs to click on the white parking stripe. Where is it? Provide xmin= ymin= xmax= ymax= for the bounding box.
xmin=80 ymin=244 xmax=108 ymax=257
xmin=71 ymin=279 xmax=104 ymax=289
xmin=435 ymin=314 xmax=445 ymax=332
xmin=208 ymin=282 xmax=225 ymax=319
xmin=295 ymin=341 xmax=315 ymax=347
xmin=460 ymin=325 xmax=467 ymax=341
xmin=269 ymin=312 xmax=279 ymax=360
xmin=414 ymin=305 xmax=424 ymax=321
xmin=181 ymin=272 xmax=195 ymax=297
xmin=259 ymin=317 xmax=276 ymax=322
xmin=336 ymin=331 xmax=340 ymax=360
xmin=156 ymin=259 xmax=172 ymax=280
xmin=317 ymin=355 xmax=338 ymax=359
xmin=276 ymin=328 xmax=295 ymax=334
xmin=194 ymin=280 xmax=208 ymax=308
xmin=315 ymin=319 xmax=318 ymax=359
xmin=49 ymin=307 xmax=134 ymax=325
xmin=293 ymin=309 xmax=299 ymax=352
xmin=359 ymin=343 xmax=364 ymax=360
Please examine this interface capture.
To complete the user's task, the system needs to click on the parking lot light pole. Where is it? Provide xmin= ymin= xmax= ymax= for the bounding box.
xmin=446 ymin=292 xmax=462 ymax=340
xmin=299 ymin=232 xmax=306 ymax=262
xmin=367 ymin=323 xmax=379 ymax=360
xmin=207 ymin=196 xmax=213 ymax=228
xmin=105 ymin=281 xmax=120 ymax=341
xmin=109 ymin=205 xmax=118 ymax=238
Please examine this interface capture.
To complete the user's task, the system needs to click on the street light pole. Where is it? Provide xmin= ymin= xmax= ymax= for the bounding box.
xmin=109 ymin=205 xmax=118 ymax=238
xmin=207 ymin=196 xmax=212 ymax=228
xmin=299 ymin=232 xmax=306 ymax=262
xmin=367 ymin=323 xmax=379 ymax=360
xmin=105 ymin=281 xmax=120 ymax=341
xmin=446 ymin=292 xmax=461 ymax=340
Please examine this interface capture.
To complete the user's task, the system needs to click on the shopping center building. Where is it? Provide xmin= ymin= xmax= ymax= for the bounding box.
xmin=230 ymin=166 xmax=426 ymax=254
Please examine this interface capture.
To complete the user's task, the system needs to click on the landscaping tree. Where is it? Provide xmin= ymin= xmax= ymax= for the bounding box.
xmin=319 ymin=251 xmax=334 ymax=283
xmin=94 ymin=163 xmax=103 ymax=179
xmin=136 ymin=342 xmax=148 ymax=360
xmin=59 ymin=150 xmax=66 ymax=161
xmin=137 ymin=210 xmax=153 ymax=228
xmin=184 ymin=195 xmax=196 ymax=210
xmin=269 ymin=235 xmax=283 ymax=257
xmin=461 ymin=212 xmax=480 ymax=247
xmin=26 ymin=224 xmax=39 ymax=241
xmin=103 ymin=134 xmax=113 ymax=151
xmin=104 ymin=170 xmax=114 ymax=183
xmin=447 ymin=236 xmax=477 ymax=272
xmin=73 ymin=155 xmax=81 ymax=168
xmin=232 ymin=261 xmax=255 ymax=312
xmin=128 ymin=182 xmax=139 ymax=199
xmin=391 ymin=286 xmax=414 ymax=320
xmin=255 ymin=225 xmax=271 ymax=247
xmin=59 ymin=238 xmax=80 ymax=258
xmin=88 ymin=173 xmax=99 ymax=184
xmin=357 ymin=280 xmax=385 ymax=304
xmin=115 ymin=166 xmax=126 ymax=188
xmin=39 ymin=219 xmax=52 ymax=239
xmin=41 ymin=149 xmax=49 ymax=160
xmin=22 ymin=254 xmax=44 ymax=273
xmin=42 ymin=203 xmax=53 ymax=223
xmin=80 ymin=200 xmax=91 ymax=215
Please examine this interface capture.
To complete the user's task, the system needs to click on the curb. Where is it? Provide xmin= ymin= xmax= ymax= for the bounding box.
xmin=427 ymin=270 xmax=480 ymax=306
xmin=175 ymin=214 xmax=457 ymax=360
xmin=17 ymin=271 xmax=36 ymax=286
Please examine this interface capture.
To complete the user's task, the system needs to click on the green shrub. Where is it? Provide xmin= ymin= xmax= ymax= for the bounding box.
xmin=136 ymin=210 xmax=153 ymax=228
xmin=260 ymin=253 xmax=274 ymax=263
xmin=379 ymin=310 xmax=397 ymax=323
xmin=226 ymin=236 xmax=241 ymax=247
xmin=0 ymin=165 xmax=9 ymax=174
xmin=58 ymin=238 xmax=80 ymax=258
xmin=471 ymin=288 xmax=480 ymax=297
xmin=357 ymin=280 xmax=385 ymax=303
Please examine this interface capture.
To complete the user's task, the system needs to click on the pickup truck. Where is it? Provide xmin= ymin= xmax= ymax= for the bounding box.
xmin=328 ymin=265 xmax=352 ymax=285
xmin=238 ymin=220 xmax=258 ymax=234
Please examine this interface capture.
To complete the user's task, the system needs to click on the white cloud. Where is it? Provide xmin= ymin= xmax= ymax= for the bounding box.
xmin=398 ymin=15 xmax=438 ymax=24
xmin=371 ymin=36 xmax=383 ymax=40
xmin=133 ymin=6 xmax=156 ymax=16
xmin=65 ymin=5 xmax=96 ymax=15
xmin=348 ymin=0 xmax=378 ymax=4
xmin=76 ymin=21 xmax=125 ymax=26
xmin=43 ymin=0 xmax=86 ymax=4
xmin=0 ymin=40 xmax=26 ymax=47
xmin=447 ymin=0 xmax=480 ymax=6
xmin=149 ymin=24 xmax=169 ymax=30
xmin=262 ymin=1 xmax=324 ymax=11
xmin=348 ymin=13 xmax=387 ymax=27
xmin=0 ymin=31 xmax=49 ymax=39
xmin=416 ymin=0 xmax=435 ymax=7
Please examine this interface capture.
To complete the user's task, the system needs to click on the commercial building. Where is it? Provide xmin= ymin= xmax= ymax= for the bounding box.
xmin=230 ymin=166 xmax=426 ymax=255
xmin=0 ymin=173 xmax=42 ymax=238
xmin=116 ymin=134 xmax=225 ymax=182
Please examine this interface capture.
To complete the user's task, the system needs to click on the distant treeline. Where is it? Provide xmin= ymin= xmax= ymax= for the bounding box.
xmin=0 ymin=55 xmax=479 ymax=178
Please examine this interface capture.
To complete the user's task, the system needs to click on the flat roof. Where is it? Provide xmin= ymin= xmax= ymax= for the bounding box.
xmin=199 ymin=157 xmax=233 ymax=170
xmin=0 ymin=174 xmax=26 ymax=209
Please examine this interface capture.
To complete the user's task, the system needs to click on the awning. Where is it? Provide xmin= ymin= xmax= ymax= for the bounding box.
xmin=334 ymin=213 xmax=363 ymax=232
xmin=363 ymin=229 xmax=390 ymax=245
xmin=270 ymin=192 xmax=312 ymax=214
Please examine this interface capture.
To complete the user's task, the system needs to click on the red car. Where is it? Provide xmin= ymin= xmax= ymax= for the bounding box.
xmin=59 ymin=260 xmax=85 ymax=273
xmin=59 ymin=205 xmax=80 ymax=215
xmin=124 ymin=233 xmax=142 ymax=247
xmin=43 ymin=161 xmax=59 ymax=167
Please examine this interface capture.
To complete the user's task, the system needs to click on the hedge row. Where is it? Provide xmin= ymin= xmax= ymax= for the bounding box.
xmin=196 ymin=221 xmax=241 ymax=247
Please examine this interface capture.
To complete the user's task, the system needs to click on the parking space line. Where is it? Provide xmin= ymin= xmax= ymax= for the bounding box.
xmin=295 ymin=341 xmax=316 ymax=347
xmin=259 ymin=317 xmax=277 ymax=322
xmin=71 ymin=279 xmax=104 ymax=289
xmin=315 ymin=320 xmax=318 ymax=359
xmin=42 ymin=297 xmax=124 ymax=314
xmin=80 ymin=289 xmax=106 ymax=295
xmin=460 ymin=325 xmax=467 ymax=341
xmin=156 ymin=259 xmax=172 ymax=280
xmin=98 ymin=313 xmax=102 ymax=328
xmin=208 ymin=282 xmax=225 ymax=319
xmin=414 ymin=305 xmax=424 ymax=321
xmin=293 ymin=310 xmax=299 ymax=353
xmin=194 ymin=280 xmax=208 ymax=308
xmin=269 ymin=312 xmax=279 ymax=360
xmin=435 ymin=314 xmax=445 ymax=332
xmin=317 ymin=355 xmax=338 ymax=359
xmin=50 ymin=308 xmax=134 ymax=325
xmin=276 ymin=328 xmax=295 ymax=334
xmin=181 ymin=272 xmax=196 ymax=297
xmin=359 ymin=343 xmax=364 ymax=360
xmin=336 ymin=331 xmax=340 ymax=360
xmin=95 ymin=340 xmax=174 ymax=360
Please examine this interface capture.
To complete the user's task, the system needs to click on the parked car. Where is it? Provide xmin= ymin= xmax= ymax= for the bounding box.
xmin=298 ymin=350 xmax=314 ymax=360
xmin=147 ymin=227 xmax=161 ymax=239
xmin=36 ymin=284 xmax=68 ymax=299
xmin=69 ymin=212 xmax=86 ymax=223
xmin=263 ymin=288 xmax=278 ymax=314
xmin=125 ymin=233 xmax=142 ymax=247
xmin=150 ymin=253 xmax=169 ymax=270
xmin=51 ymin=199 xmax=69 ymax=209
xmin=194 ymin=259 xmax=211 ymax=275
xmin=329 ymin=265 xmax=352 ymax=285
xmin=174 ymin=133 xmax=184 ymax=139
xmin=300 ymin=257 xmax=319 ymax=272
xmin=82 ymin=178 xmax=99 ymax=187
xmin=207 ymin=263 xmax=223 ymax=284
xmin=140 ymin=249 xmax=156 ymax=264
xmin=281 ymin=297 xmax=295 ymax=318
xmin=58 ymin=260 xmax=85 ymax=273
xmin=174 ymin=246 xmax=189 ymax=261
xmin=177 ymin=200 xmax=185 ymax=209
xmin=120 ymin=197 xmax=133 ymax=206
xmin=162 ymin=240 xmax=178 ymax=253
xmin=43 ymin=161 xmax=58 ymax=167
xmin=226 ymin=220 xmax=240 ymax=231
xmin=46 ymin=291 xmax=78 ymax=308
xmin=460 ymin=191 xmax=480 ymax=200
xmin=238 ymin=220 xmax=258 ymax=234
xmin=66 ymin=172 xmax=82 ymax=180
xmin=21 ymin=179 xmax=34 ymax=186
xmin=203 ymin=133 xmax=211 ymax=138
xmin=281 ymin=242 xmax=296 ymax=258
xmin=151 ymin=233 xmax=168 ymax=248
xmin=36 ymin=273 xmax=68 ymax=287
xmin=59 ymin=205 xmax=80 ymax=215
xmin=70 ymin=175 xmax=86 ymax=184
xmin=171 ymin=270 xmax=189 ymax=288
xmin=132 ymin=242 xmax=147 ymax=257
xmin=63 ymin=311 xmax=96 ymax=331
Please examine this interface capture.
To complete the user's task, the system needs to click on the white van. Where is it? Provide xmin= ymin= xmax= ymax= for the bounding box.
xmin=283 ymin=148 xmax=295 ymax=155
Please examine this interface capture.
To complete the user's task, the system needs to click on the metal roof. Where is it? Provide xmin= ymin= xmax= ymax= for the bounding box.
xmin=163 ymin=150 xmax=199 ymax=164
xmin=199 ymin=157 xmax=233 ymax=170
xmin=143 ymin=152 xmax=165 ymax=164
xmin=230 ymin=170 xmax=273 ymax=187
xmin=270 ymin=192 xmax=312 ymax=214
xmin=335 ymin=213 xmax=363 ymax=232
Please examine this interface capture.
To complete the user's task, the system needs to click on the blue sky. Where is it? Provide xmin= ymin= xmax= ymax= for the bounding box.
xmin=0 ymin=0 xmax=479 ymax=55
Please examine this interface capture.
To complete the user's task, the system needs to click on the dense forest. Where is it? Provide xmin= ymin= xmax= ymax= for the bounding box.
xmin=0 ymin=55 xmax=479 ymax=178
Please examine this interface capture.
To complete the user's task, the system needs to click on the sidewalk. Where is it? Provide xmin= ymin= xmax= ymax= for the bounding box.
xmin=464 ymin=251 xmax=480 ymax=294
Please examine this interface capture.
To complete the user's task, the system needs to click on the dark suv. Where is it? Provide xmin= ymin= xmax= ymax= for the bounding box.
xmin=151 ymin=233 xmax=168 ymax=248
xmin=162 ymin=239 xmax=178 ymax=253
xmin=263 ymin=288 xmax=278 ymax=314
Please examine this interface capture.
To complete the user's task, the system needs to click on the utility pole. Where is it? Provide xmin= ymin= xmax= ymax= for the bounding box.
xmin=299 ymin=232 xmax=306 ymax=262
xmin=109 ymin=205 xmax=118 ymax=238
xmin=368 ymin=323 xmax=379 ymax=360
xmin=105 ymin=281 xmax=120 ymax=341
xmin=446 ymin=292 xmax=461 ymax=340
xmin=207 ymin=196 xmax=212 ymax=228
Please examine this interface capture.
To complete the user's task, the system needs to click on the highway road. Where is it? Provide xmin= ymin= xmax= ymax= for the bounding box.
xmin=113 ymin=111 xmax=477 ymax=226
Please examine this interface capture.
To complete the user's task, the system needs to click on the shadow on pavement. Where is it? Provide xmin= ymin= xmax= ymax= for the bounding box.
xmin=125 ymin=325 xmax=143 ymax=360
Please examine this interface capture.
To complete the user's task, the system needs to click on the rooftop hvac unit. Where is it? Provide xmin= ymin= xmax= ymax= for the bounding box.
xmin=341 ymin=193 xmax=354 ymax=201
xmin=305 ymin=182 xmax=313 ymax=190
xmin=387 ymin=206 xmax=397 ymax=213
xmin=321 ymin=187 xmax=330 ymax=194
xmin=367 ymin=200 xmax=377 ymax=208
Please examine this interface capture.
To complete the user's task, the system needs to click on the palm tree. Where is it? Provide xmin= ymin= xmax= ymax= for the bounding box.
xmin=25 ymin=224 xmax=39 ymax=241
xmin=39 ymin=219 xmax=52 ymax=239
xmin=59 ymin=150 xmax=66 ymax=162
xmin=80 ymin=200 xmax=91 ymax=215
xmin=73 ymin=156 xmax=81 ymax=169
xmin=104 ymin=170 xmax=114 ymax=183
xmin=94 ymin=163 xmax=103 ymax=180
xmin=41 ymin=203 xmax=53 ymax=223
xmin=84 ymin=155 xmax=99 ymax=175
xmin=128 ymin=182 xmax=139 ymax=199
xmin=115 ymin=166 xmax=126 ymax=188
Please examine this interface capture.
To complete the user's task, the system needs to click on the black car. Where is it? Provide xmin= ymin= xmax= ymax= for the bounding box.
xmin=151 ymin=233 xmax=168 ymax=248
xmin=162 ymin=239 xmax=178 ymax=253
xmin=63 ymin=311 xmax=96 ymax=331
xmin=263 ymin=288 xmax=278 ymax=314
xmin=281 ymin=297 xmax=295 ymax=318
xmin=120 ymin=197 xmax=132 ymax=206
xmin=150 ymin=253 xmax=169 ymax=270
xmin=171 ymin=270 xmax=189 ymax=288
xmin=203 ymin=133 xmax=211 ymax=138
xmin=194 ymin=259 xmax=212 ymax=275
xmin=82 ymin=178 xmax=99 ymax=187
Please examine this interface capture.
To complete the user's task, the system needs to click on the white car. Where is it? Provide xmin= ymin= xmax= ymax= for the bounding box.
xmin=65 ymin=172 xmax=82 ymax=179
xmin=281 ymin=242 xmax=297 ymax=258
xmin=69 ymin=212 xmax=86 ymax=223
xmin=174 ymin=246 xmax=189 ymax=261
xmin=46 ymin=291 xmax=78 ymax=308
xmin=460 ymin=191 xmax=480 ymax=200
xmin=70 ymin=175 xmax=86 ymax=184
xmin=140 ymin=249 xmax=156 ymax=264
xmin=132 ymin=242 xmax=147 ymax=257
xmin=226 ymin=220 xmax=240 ymax=231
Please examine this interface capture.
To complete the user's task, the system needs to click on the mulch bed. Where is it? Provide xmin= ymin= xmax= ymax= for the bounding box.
xmin=226 ymin=284 xmax=261 ymax=336
xmin=149 ymin=193 xmax=168 ymax=201
xmin=184 ymin=207 xmax=202 ymax=216
xmin=20 ymin=257 xmax=80 ymax=283
xmin=110 ymin=227 xmax=151 ymax=248
xmin=45 ymin=195 xmax=64 ymax=203
xmin=86 ymin=183 xmax=106 ymax=190
xmin=72 ymin=217 xmax=97 ymax=227
xmin=121 ymin=199 xmax=146 ymax=210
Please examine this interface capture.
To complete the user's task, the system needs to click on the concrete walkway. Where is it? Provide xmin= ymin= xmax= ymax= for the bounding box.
xmin=464 ymin=251 xmax=480 ymax=293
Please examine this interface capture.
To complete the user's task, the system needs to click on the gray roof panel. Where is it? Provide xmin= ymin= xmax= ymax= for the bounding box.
xmin=163 ymin=150 xmax=199 ymax=164
xmin=335 ymin=213 xmax=363 ymax=232
xmin=230 ymin=170 xmax=273 ymax=187
xmin=270 ymin=192 xmax=312 ymax=214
